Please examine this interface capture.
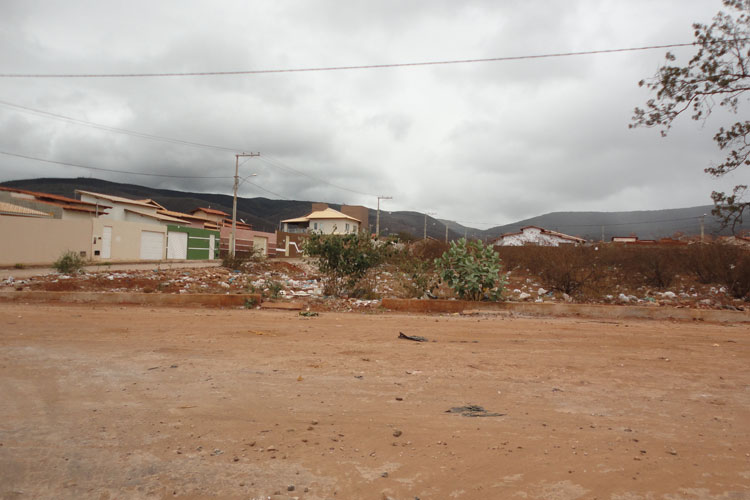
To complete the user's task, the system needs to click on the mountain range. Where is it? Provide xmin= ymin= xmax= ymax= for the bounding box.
xmin=1 ymin=177 xmax=743 ymax=241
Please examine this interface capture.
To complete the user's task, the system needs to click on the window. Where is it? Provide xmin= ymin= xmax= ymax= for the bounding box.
xmin=345 ymin=223 xmax=350 ymax=233
xmin=313 ymin=222 xmax=318 ymax=230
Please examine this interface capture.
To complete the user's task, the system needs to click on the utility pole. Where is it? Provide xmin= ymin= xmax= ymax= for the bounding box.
xmin=376 ymin=195 xmax=392 ymax=238
xmin=700 ymin=214 xmax=706 ymax=243
xmin=445 ymin=224 xmax=449 ymax=243
xmin=231 ymin=152 xmax=260 ymax=256
xmin=424 ymin=211 xmax=437 ymax=240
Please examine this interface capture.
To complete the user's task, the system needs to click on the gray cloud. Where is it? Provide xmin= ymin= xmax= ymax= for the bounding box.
xmin=0 ymin=0 xmax=735 ymax=227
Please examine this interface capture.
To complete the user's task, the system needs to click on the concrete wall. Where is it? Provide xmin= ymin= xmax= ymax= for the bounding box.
xmin=275 ymin=231 xmax=307 ymax=257
xmin=0 ymin=217 xmax=92 ymax=265
xmin=341 ymin=205 xmax=368 ymax=233
xmin=167 ymin=225 xmax=220 ymax=260
xmin=91 ymin=219 xmax=167 ymax=261
xmin=219 ymin=227 xmax=277 ymax=256
xmin=0 ymin=217 xmax=172 ymax=265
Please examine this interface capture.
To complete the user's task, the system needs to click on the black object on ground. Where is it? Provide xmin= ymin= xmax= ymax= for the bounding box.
xmin=399 ymin=332 xmax=428 ymax=342
xmin=446 ymin=405 xmax=505 ymax=417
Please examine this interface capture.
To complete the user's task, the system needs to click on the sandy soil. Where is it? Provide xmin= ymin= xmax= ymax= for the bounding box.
xmin=1 ymin=303 xmax=749 ymax=500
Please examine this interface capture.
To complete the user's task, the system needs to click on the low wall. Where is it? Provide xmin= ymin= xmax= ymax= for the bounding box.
xmin=219 ymin=227 xmax=277 ymax=257
xmin=0 ymin=217 xmax=93 ymax=265
xmin=381 ymin=298 xmax=750 ymax=323
xmin=0 ymin=291 xmax=262 ymax=308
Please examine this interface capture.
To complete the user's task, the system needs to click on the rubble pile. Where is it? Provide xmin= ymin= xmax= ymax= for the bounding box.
xmin=1 ymin=259 xmax=746 ymax=311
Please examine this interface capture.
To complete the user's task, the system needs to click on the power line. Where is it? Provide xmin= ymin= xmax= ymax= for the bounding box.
xmin=0 ymin=150 xmax=232 ymax=179
xmin=242 ymin=180 xmax=290 ymax=200
xmin=0 ymin=99 xmax=237 ymax=152
xmin=258 ymin=155 xmax=376 ymax=197
xmin=0 ymin=99 xmax=380 ymax=197
xmin=0 ymin=42 xmax=704 ymax=79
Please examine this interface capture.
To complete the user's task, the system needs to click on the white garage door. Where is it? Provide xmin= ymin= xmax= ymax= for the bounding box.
xmin=167 ymin=231 xmax=188 ymax=259
xmin=140 ymin=231 xmax=164 ymax=260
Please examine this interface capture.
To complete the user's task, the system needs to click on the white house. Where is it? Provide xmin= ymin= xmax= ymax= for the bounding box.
xmin=493 ymin=226 xmax=586 ymax=247
xmin=281 ymin=207 xmax=361 ymax=235
xmin=76 ymin=190 xmax=188 ymax=226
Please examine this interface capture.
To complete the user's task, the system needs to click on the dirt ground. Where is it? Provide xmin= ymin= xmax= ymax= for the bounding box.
xmin=1 ymin=304 xmax=749 ymax=500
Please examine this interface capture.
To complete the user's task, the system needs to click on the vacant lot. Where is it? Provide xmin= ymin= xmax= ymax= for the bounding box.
xmin=1 ymin=304 xmax=749 ymax=499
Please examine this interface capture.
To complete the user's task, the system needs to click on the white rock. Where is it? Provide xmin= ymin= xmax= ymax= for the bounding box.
xmin=538 ymin=288 xmax=548 ymax=295
xmin=518 ymin=292 xmax=531 ymax=300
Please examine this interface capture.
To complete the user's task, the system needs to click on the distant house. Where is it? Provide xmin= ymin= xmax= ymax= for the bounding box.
xmin=492 ymin=226 xmax=586 ymax=247
xmin=612 ymin=236 xmax=638 ymax=243
xmin=282 ymin=207 xmax=361 ymax=235
xmin=0 ymin=186 xmax=108 ymax=219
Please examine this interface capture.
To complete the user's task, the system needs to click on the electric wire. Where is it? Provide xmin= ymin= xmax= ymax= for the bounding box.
xmin=0 ymin=99 xmax=238 ymax=152
xmin=0 ymin=42 xmax=707 ymax=79
xmin=0 ymin=99 xmax=380 ymax=198
xmin=0 ymin=150 xmax=232 ymax=179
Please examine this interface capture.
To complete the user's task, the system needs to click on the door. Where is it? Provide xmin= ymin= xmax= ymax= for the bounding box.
xmin=252 ymin=236 xmax=267 ymax=257
xmin=101 ymin=226 xmax=112 ymax=259
xmin=208 ymin=235 xmax=215 ymax=260
xmin=140 ymin=230 xmax=164 ymax=260
xmin=167 ymin=231 xmax=188 ymax=259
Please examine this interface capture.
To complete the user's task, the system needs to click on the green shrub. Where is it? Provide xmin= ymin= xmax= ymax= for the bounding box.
xmin=265 ymin=279 xmax=284 ymax=299
xmin=53 ymin=251 xmax=87 ymax=274
xmin=303 ymin=232 xmax=387 ymax=296
xmin=434 ymin=238 xmax=506 ymax=301
xmin=221 ymin=247 xmax=264 ymax=271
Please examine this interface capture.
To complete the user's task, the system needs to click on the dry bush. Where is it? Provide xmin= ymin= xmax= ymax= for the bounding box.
xmin=687 ymin=243 xmax=750 ymax=299
xmin=622 ymin=246 xmax=684 ymax=289
xmin=529 ymin=246 xmax=603 ymax=296
xmin=389 ymin=240 xmax=445 ymax=298
xmin=410 ymin=239 xmax=450 ymax=261
xmin=496 ymin=245 xmax=605 ymax=297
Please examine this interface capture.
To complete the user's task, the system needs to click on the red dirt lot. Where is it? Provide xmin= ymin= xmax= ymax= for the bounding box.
xmin=1 ymin=303 xmax=749 ymax=500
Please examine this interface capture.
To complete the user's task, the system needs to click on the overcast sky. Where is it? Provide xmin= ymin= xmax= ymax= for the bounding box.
xmin=0 ymin=0 xmax=744 ymax=227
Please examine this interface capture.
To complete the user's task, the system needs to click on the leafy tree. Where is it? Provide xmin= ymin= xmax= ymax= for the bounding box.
xmin=630 ymin=0 xmax=750 ymax=231
xmin=303 ymin=232 xmax=387 ymax=296
xmin=434 ymin=238 xmax=507 ymax=301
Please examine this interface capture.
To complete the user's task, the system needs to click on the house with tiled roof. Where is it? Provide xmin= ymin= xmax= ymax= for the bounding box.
xmin=76 ymin=190 xmax=189 ymax=226
xmin=282 ymin=207 xmax=361 ymax=235
xmin=492 ymin=226 xmax=586 ymax=247
xmin=0 ymin=186 xmax=108 ymax=219
xmin=0 ymin=201 xmax=54 ymax=218
xmin=191 ymin=207 xmax=230 ymax=223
